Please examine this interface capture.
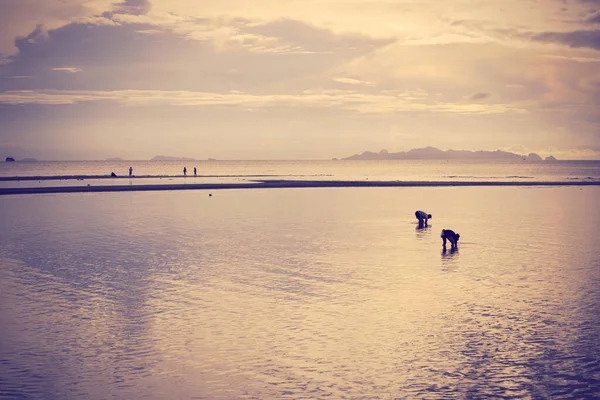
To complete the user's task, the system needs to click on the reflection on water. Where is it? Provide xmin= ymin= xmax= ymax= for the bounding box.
xmin=415 ymin=223 xmax=432 ymax=242
xmin=441 ymin=247 xmax=459 ymax=257
xmin=1 ymin=187 xmax=600 ymax=399
xmin=441 ymin=247 xmax=459 ymax=271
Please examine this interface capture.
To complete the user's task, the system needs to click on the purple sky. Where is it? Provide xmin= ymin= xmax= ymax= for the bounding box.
xmin=1 ymin=0 xmax=599 ymax=160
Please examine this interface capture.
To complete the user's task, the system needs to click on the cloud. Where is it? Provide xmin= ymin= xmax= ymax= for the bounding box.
xmin=5 ymin=75 xmax=36 ymax=79
xmin=17 ymin=24 xmax=49 ymax=46
xmin=0 ymin=0 xmax=112 ymax=54
xmin=402 ymin=33 xmax=498 ymax=46
xmin=531 ymin=30 xmax=600 ymax=50
xmin=245 ymin=18 xmax=394 ymax=54
xmin=586 ymin=11 xmax=600 ymax=24
xmin=52 ymin=67 xmax=81 ymax=73
xmin=0 ymin=89 xmax=528 ymax=115
xmin=111 ymin=0 xmax=151 ymax=16
xmin=1 ymin=16 xmax=392 ymax=93
xmin=543 ymin=54 xmax=600 ymax=62
xmin=332 ymin=77 xmax=375 ymax=86
xmin=468 ymin=92 xmax=490 ymax=100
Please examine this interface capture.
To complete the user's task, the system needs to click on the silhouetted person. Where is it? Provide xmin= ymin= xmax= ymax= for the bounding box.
xmin=129 ymin=167 xmax=133 ymax=177
xmin=183 ymin=167 xmax=187 ymax=177
xmin=194 ymin=167 xmax=197 ymax=177
xmin=415 ymin=210 xmax=432 ymax=227
xmin=441 ymin=229 xmax=460 ymax=249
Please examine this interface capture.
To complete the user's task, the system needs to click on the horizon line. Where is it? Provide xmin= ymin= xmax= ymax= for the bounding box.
xmin=5 ymin=158 xmax=600 ymax=162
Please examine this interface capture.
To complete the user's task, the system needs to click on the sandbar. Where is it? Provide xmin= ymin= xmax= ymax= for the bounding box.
xmin=0 ymin=179 xmax=599 ymax=195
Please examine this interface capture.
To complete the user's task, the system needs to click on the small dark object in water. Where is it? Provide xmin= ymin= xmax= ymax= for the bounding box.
xmin=5 ymin=157 xmax=15 ymax=162
xmin=111 ymin=172 xmax=117 ymax=177
xmin=209 ymin=193 xmax=212 ymax=197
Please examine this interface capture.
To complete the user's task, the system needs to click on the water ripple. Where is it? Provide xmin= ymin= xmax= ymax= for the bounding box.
xmin=1 ymin=188 xmax=600 ymax=399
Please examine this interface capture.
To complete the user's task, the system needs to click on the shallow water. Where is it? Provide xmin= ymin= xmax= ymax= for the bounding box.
xmin=1 ymin=187 xmax=599 ymax=399
xmin=1 ymin=159 xmax=599 ymax=183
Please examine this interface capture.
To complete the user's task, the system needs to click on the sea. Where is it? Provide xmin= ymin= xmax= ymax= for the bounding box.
xmin=0 ymin=159 xmax=599 ymax=185
xmin=1 ymin=160 xmax=600 ymax=399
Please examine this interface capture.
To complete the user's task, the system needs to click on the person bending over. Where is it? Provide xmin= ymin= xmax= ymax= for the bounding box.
xmin=415 ymin=210 xmax=432 ymax=226
xmin=441 ymin=229 xmax=460 ymax=249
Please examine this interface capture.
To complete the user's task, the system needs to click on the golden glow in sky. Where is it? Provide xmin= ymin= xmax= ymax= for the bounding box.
xmin=0 ymin=0 xmax=599 ymax=160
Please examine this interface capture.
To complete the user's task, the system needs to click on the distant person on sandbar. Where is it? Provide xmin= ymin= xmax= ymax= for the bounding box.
xmin=194 ymin=167 xmax=197 ymax=177
xmin=441 ymin=229 xmax=460 ymax=249
xmin=183 ymin=167 xmax=187 ymax=177
xmin=129 ymin=167 xmax=133 ymax=177
xmin=415 ymin=210 xmax=432 ymax=227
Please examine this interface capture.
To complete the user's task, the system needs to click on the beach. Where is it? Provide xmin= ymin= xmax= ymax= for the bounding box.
xmin=1 ymin=186 xmax=599 ymax=399
xmin=1 ymin=159 xmax=599 ymax=195
xmin=1 ymin=178 xmax=600 ymax=195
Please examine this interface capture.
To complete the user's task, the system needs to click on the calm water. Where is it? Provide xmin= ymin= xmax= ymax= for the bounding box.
xmin=1 ymin=160 xmax=599 ymax=184
xmin=1 ymin=187 xmax=600 ymax=399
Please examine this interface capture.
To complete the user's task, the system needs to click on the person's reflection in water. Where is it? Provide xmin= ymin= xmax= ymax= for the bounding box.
xmin=417 ymin=220 xmax=430 ymax=229
xmin=441 ymin=247 xmax=459 ymax=271
xmin=415 ymin=222 xmax=431 ymax=239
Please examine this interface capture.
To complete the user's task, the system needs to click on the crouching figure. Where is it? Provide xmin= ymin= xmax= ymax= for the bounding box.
xmin=415 ymin=210 xmax=432 ymax=227
xmin=441 ymin=229 xmax=460 ymax=249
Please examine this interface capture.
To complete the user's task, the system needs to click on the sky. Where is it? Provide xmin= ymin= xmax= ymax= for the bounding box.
xmin=0 ymin=0 xmax=599 ymax=160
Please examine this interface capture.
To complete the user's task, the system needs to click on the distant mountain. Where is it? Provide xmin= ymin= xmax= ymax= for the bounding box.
xmin=343 ymin=147 xmax=556 ymax=161
xmin=151 ymin=155 xmax=196 ymax=161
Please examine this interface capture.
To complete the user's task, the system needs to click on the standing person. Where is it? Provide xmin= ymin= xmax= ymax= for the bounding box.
xmin=129 ymin=166 xmax=133 ymax=177
xmin=183 ymin=167 xmax=187 ymax=177
xmin=194 ymin=167 xmax=197 ymax=177
xmin=415 ymin=210 xmax=432 ymax=227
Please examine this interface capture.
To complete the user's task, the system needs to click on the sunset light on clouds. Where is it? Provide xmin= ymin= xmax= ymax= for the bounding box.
xmin=1 ymin=0 xmax=599 ymax=160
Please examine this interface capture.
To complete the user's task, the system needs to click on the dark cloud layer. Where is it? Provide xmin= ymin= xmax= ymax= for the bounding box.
xmin=1 ymin=15 xmax=392 ymax=92
xmin=469 ymin=92 xmax=490 ymax=101
xmin=587 ymin=11 xmax=600 ymax=23
xmin=112 ymin=0 xmax=151 ymax=15
xmin=531 ymin=30 xmax=600 ymax=49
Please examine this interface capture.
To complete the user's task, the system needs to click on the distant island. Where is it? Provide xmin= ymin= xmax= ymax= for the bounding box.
xmin=105 ymin=157 xmax=124 ymax=162
xmin=343 ymin=147 xmax=557 ymax=161
xmin=151 ymin=155 xmax=196 ymax=162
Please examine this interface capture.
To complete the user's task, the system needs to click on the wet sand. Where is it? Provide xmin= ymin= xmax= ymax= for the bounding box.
xmin=0 ymin=179 xmax=599 ymax=195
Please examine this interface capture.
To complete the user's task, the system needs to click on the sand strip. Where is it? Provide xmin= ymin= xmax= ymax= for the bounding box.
xmin=0 ymin=180 xmax=599 ymax=195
